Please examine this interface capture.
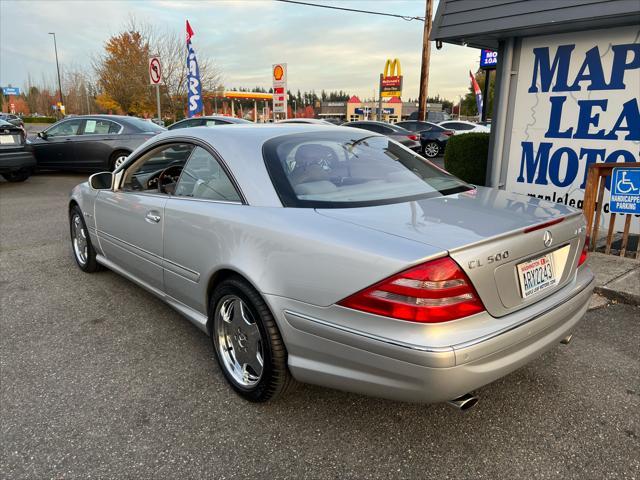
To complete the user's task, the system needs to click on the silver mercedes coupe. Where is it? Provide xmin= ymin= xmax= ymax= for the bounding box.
xmin=68 ymin=124 xmax=594 ymax=409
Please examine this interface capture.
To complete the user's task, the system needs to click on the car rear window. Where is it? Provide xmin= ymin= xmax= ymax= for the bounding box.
xmin=263 ymin=131 xmax=472 ymax=208
xmin=127 ymin=117 xmax=166 ymax=133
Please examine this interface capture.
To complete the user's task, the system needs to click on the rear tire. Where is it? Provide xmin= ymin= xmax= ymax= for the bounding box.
xmin=422 ymin=141 xmax=440 ymax=158
xmin=69 ymin=205 xmax=101 ymax=273
xmin=110 ymin=151 xmax=130 ymax=171
xmin=3 ymin=168 xmax=31 ymax=182
xmin=210 ymin=276 xmax=293 ymax=402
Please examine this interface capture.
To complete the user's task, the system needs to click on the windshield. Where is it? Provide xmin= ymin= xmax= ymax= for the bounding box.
xmin=263 ymin=131 xmax=472 ymax=208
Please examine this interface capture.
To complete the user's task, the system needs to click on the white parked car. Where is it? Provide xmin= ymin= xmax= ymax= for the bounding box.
xmin=438 ymin=120 xmax=490 ymax=135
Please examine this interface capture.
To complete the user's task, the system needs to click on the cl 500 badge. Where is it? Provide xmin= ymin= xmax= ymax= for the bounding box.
xmin=468 ymin=250 xmax=510 ymax=269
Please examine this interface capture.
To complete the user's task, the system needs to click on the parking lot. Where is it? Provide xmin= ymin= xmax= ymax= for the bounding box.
xmin=1 ymin=173 xmax=638 ymax=479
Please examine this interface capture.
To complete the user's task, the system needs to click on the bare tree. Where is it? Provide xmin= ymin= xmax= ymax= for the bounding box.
xmin=94 ymin=17 xmax=221 ymax=120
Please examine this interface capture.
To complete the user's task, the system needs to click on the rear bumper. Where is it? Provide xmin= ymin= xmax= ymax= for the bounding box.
xmin=268 ymin=266 xmax=595 ymax=403
xmin=0 ymin=149 xmax=36 ymax=173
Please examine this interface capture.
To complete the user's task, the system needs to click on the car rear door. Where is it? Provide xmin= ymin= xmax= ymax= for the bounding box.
xmin=94 ymin=142 xmax=195 ymax=292
xmin=74 ymin=118 xmax=122 ymax=170
xmin=163 ymin=145 xmax=243 ymax=313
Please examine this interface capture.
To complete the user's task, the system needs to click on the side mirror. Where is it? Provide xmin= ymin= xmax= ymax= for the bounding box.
xmin=37 ymin=131 xmax=47 ymax=139
xmin=89 ymin=171 xmax=113 ymax=190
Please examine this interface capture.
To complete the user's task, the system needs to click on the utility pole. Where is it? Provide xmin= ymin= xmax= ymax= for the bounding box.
xmin=48 ymin=32 xmax=64 ymax=116
xmin=417 ymin=0 xmax=433 ymax=121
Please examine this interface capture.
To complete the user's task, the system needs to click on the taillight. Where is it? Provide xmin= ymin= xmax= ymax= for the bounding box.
xmin=578 ymin=234 xmax=589 ymax=267
xmin=338 ymin=257 xmax=485 ymax=323
xmin=443 ymin=130 xmax=454 ymax=136
xmin=407 ymin=134 xmax=418 ymax=141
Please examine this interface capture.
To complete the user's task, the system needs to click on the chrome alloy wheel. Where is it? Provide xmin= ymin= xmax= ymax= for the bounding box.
xmin=71 ymin=213 xmax=88 ymax=265
xmin=114 ymin=155 xmax=128 ymax=169
xmin=215 ymin=295 xmax=264 ymax=387
xmin=424 ymin=142 xmax=440 ymax=158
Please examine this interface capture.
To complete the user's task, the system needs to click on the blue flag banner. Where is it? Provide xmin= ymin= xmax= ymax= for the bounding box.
xmin=186 ymin=20 xmax=203 ymax=118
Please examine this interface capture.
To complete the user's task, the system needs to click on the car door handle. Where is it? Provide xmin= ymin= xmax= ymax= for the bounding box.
xmin=145 ymin=211 xmax=161 ymax=223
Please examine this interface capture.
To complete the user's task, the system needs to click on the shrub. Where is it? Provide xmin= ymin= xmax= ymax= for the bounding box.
xmin=23 ymin=117 xmax=57 ymax=124
xmin=443 ymin=132 xmax=490 ymax=186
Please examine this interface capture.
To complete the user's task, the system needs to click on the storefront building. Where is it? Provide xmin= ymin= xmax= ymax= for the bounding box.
xmin=432 ymin=0 xmax=640 ymax=232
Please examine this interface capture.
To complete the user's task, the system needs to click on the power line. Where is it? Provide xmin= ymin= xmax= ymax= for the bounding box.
xmin=274 ymin=0 xmax=425 ymax=22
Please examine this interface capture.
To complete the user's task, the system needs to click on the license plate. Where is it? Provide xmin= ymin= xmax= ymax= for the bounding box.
xmin=0 ymin=135 xmax=16 ymax=144
xmin=517 ymin=253 xmax=557 ymax=299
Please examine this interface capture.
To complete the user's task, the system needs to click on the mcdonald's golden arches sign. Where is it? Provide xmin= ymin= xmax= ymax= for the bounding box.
xmin=381 ymin=58 xmax=403 ymax=98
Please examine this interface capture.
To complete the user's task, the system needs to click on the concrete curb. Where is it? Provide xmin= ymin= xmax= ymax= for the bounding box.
xmin=594 ymin=285 xmax=640 ymax=306
xmin=588 ymin=252 xmax=640 ymax=306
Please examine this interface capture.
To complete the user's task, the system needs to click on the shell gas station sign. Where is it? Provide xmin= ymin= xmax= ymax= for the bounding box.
xmin=272 ymin=63 xmax=287 ymax=115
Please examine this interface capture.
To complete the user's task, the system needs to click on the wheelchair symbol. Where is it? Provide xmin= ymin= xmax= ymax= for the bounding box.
xmin=616 ymin=171 xmax=639 ymax=194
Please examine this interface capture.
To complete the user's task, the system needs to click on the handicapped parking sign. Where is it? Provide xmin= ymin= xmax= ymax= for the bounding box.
xmin=610 ymin=168 xmax=640 ymax=214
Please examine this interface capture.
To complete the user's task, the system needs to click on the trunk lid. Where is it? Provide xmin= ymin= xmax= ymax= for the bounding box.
xmin=317 ymin=187 xmax=586 ymax=317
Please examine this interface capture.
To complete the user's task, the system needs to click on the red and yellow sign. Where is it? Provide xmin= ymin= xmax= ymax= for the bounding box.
xmin=273 ymin=64 xmax=285 ymax=82
xmin=381 ymin=58 xmax=403 ymax=98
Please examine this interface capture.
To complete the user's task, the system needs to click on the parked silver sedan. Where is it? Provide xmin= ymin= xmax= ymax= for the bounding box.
xmin=68 ymin=125 xmax=594 ymax=408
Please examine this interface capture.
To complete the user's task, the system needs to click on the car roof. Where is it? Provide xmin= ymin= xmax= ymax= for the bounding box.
xmin=175 ymin=115 xmax=250 ymax=123
xmin=440 ymin=120 xmax=474 ymax=125
xmin=139 ymin=124 xmax=372 ymax=207
xmin=345 ymin=121 xmax=410 ymax=133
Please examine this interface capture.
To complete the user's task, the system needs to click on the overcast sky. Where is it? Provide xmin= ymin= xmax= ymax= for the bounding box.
xmin=0 ymin=0 xmax=480 ymax=101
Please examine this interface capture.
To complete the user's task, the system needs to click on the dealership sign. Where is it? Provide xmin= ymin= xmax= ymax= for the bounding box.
xmin=504 ymin=26 xmax=639 ymax=232
xmin=272 ymin=63 xmax=287 ymax=115
xmin=381 ymin=58 xmax=403 ymax=98
xmin=480 ymin=49 xmax=498 ymax=69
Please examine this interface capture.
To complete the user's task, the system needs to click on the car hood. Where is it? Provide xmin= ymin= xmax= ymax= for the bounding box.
xmin=315 ymin=186 xmax=580 ymax=252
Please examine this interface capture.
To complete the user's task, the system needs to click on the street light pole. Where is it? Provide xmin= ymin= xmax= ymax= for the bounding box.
xmin=48 ymin=32 xmax=64 ymax=116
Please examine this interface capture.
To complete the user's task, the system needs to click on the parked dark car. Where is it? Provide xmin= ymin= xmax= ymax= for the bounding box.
xmin=167 ymin=115 xmax=252 ymax=130
xmin=341 ymin=121 xmax=421 ymax=152
xmin=0 ymin=113 xmax=24 ymax=128
xmin=0 ymin=119 xmax=35 ymax=182
xmin=28 ymin=115 xmax=165 ymax=171
xmin=396 ymin=120 xmax=454 ymax=158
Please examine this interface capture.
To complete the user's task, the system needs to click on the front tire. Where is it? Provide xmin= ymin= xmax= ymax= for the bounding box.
xmin=422 ymin=141 xmax=440 ymax=158
xmin=3 ymin=168 xmax=31 ymax=182
xmin=210 ymin=277 xmax=293 ymax=402
xmin=69 ymin=205 xmax=101 ymax=273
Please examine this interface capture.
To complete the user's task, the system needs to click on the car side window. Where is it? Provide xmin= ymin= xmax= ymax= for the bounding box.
xmin=174 ymin=146 xmax=241 ymax=202
xmin=122 ymin=143 xmax=195 ymax=192
xmin=457 ymin=123 xmax=474 ymax=130
xmin=83 ymin=119 xmax=120 ymax=135
xmin=172 ymin=119 xmax=200 ymax=130
xmin=46 ymin=119 xmax=83 ymax=137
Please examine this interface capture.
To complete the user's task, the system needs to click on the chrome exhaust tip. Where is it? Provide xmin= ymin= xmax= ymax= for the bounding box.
xmin=447 ymin=393 xmax=478 ymax=411
xmin=560 ymin=334 xmax=573 ymax=345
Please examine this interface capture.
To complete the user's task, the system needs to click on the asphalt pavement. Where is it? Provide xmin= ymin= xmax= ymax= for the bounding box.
xmin=1 ymin=174 xmax=638 ymax=479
